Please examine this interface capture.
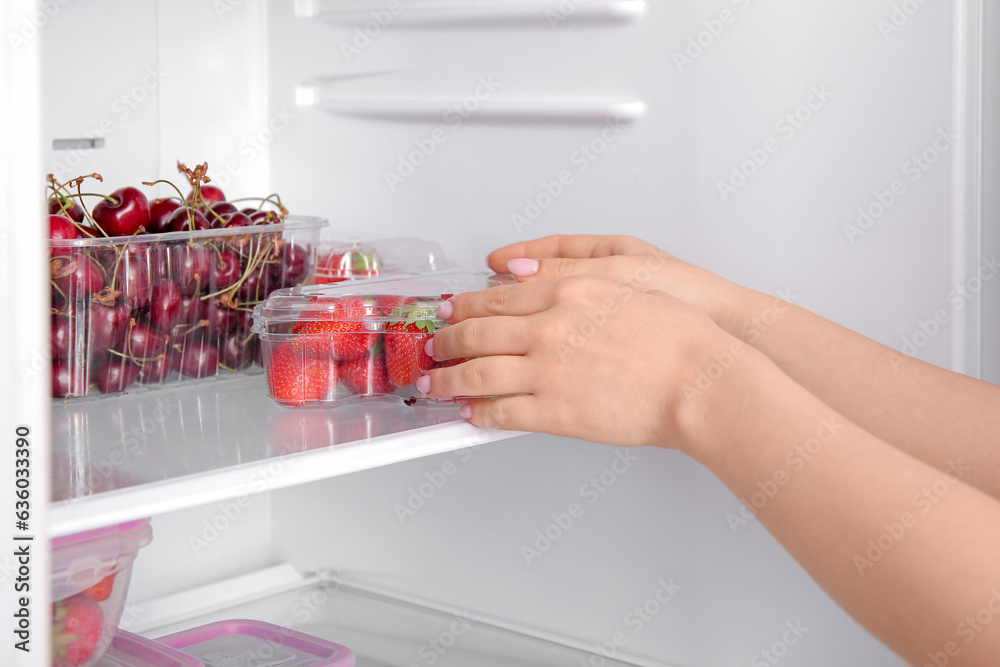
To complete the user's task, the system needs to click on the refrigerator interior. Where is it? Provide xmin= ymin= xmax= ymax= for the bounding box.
xmin=0 ymin=0 xmax=996 ymax=665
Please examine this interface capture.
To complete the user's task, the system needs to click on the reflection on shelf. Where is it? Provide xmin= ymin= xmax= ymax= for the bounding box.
xmin=50 ymin=376 xmax=503 ymax=536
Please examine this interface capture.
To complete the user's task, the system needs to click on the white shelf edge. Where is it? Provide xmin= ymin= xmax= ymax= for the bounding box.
xmin=294 ymin=0 xmax=647 ymax=25
xmin=48 ymin=422 xmax=525 ymax=538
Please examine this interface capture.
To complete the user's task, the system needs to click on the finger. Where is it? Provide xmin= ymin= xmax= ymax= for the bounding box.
xmin=487 ymin=235 xmax=657 ymax=273
xmin=422 ymin=357 xmax=536 ymax=399
xmin=510 ymin=255 xmax=669 ymax=289
xmin=431 ymin=316 xmax=532 ymax=361
xmin=442 ymin=280 xmax=558 ymax=323
xmin=459 ymin=395 xmax=543 ymax=432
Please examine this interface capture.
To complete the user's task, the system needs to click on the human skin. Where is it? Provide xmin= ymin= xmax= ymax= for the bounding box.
xmin=479 ymin=235 xmax=1000 ymax=500
xmin=415 ymin=243 xmax=1000 ymax=666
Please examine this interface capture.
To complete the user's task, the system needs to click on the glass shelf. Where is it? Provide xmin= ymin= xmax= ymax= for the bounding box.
xmin=137 ymin=572 xmax=655 ymax=667
xmin=50 ymin=376 xmax=520 ymax=537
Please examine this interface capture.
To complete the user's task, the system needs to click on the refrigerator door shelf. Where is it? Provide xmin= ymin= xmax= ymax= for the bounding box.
xmin=50 ymin=375 xmax=522 ymax=538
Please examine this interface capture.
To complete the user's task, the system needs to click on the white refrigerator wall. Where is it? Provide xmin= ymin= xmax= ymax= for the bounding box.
xmin=34 ymin=0 xmax=997 ymax=665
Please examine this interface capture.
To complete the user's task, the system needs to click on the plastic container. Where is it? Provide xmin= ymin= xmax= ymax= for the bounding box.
xmin=252 ymin=270 xmax=499 ymax=407
xmin=157 ymin=620 xmax=355 ymax=667
xmin=314 ymin=237 xmax=453 ymax=284
xmin=49 ymin=217 xmax=327 ymax=401
xmin=51 ymin=519 xmax=154 ymax=667
xmin=95 ymin=631 xmax=202 ymax=667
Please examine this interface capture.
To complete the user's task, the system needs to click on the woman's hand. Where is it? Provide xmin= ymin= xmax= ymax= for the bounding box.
xmin=418 ymin=276 xmax=754 ymax=451
xmin=487 ymin=234 xmax=751 ymax=334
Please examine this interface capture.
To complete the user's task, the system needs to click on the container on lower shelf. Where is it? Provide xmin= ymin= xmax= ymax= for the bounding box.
xmin=50 ymin=217 xmax=327 ymax=401
xmin=252 ymin=270 xmax=502 ymax=407
xmin=157 ymin=619 xmax=355 ymax=667
xmin=95 ymin=630 xmax=201 ymax=667
xmin=51 ymin=519 xmax=154 ymax=667
xmin=314 ymin=237 xmax=452 ymax=284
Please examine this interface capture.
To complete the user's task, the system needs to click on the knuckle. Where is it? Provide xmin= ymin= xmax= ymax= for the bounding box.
xmin=547 ymin=257 xmax=576 ymax=277
xmin=455 ymin=320 xmax=481 ymax=352
xmin=484 ymin=286 xmax=510 ymax=315
xmin=461 ymin=361 xmax=486 ymax=391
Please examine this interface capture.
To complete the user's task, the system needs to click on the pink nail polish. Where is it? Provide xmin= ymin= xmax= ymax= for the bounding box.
xmin=437 ymin=300 xmax=454 ymax=319
xmin=508 ymin=258 xmax=539 ymax=277
xmin=460 ymin=404 xmax=472 ymax=419
xmin=415 ymin=375 xmax=431 ymax=394
xmin=424 ymin=338 xmax=434 ymax=358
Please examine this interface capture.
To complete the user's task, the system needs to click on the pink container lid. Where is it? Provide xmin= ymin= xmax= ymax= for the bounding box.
xmin=51 ymin=518 xmax=151 ymax=549
xmin=96 ymin=630 xmax=202 ymax=667
xmin=157 ymin=620 xmax=354 ymax=667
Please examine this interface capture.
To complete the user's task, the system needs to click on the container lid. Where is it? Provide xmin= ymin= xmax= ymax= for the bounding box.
xmin=96 ymin=630 xmax=203 ymax=667
xmin=51 ymin=519 xmax=153 ymax=600
xmin=251 ymin=270 xmax=496 ymax=332
xmin=315 ymin=237 xmax=453 ymax=279
xmin=157 ymin=620 xmax=354 ymax=667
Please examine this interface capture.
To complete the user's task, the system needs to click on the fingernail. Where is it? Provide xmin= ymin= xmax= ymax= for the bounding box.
xmin=507 ymin=258 xmax=539 ymax=277
xmin=437 ymin=300 xmax=454 ymax=319
xmin=424 ymin=337 xmax=434 ymax=358
xmin=415 ymin=375 xmax=431 ymax=395
xmin=460 ymin=404 xmax=472 ymax=419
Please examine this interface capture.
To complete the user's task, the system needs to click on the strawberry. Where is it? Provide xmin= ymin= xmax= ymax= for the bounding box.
xmin=52 ymin=595 xmax=104 ymax=666
xmin=384 ymin=300 xmax=440 ymax=387
xmin=291 ymin=296 xmax=377 ymax=361
xmin=316 ymin=249 xmax=380 ymax=284
xmin=341 ymin=351 xmax=395 ymax=395
xmin=267 ymin=342 xmax=338 ymax=406
xmin=373 ymin=294 xmax=410 ymax=316
xmin=80 ymin=574 xmax=115 ymax=601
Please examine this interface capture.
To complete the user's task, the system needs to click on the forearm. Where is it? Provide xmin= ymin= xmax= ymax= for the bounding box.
xmin=715 ymin=287 xmax=1000 ymax=498
xmin=678 ymin=351 xmax=1000 ymax=665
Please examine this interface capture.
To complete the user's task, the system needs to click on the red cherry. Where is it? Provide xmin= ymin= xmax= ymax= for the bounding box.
xmin=174 ymin=245 xmax=212 ymax=295
xmin=237 ymin=265 xmax=272 ymax=302
xmin=87 ymin=302 xmax=130 ymax=352
xmin=218 ymin=331 xmax=255 ymax=370
xmin=223 ymin=212 xmax=251 ymax=228
xmin=166 ymin=207 xmax=209 ymax=232
xmin=203 ymin=300 xmax=236 ymax=335
xmin=93 ymin=355 xmax=141 ymax=394
xmin=180 ymin=293 xmax=206 ymax=325
xmin=49 ymin=214 xmax=79 ymax=240
xmin=51 ymin=315 xmax=74 ymax=361
xmin=207 ymin=201 xmax=239 ymax=227
xmin=148 ymin=198 xmax=182 ymax=233
xmin=209 ymin=251 xmax=242 ymax=290
xmin=116 ymin=320 xmax=168 ymax=360
xmin=148 ymin=281 xmax=184 ymax=331
xmin=51 ymin=362 xmax=86 ymax=398
xmin=48 ymin=198 xmax=84 ymax=222
xmin=139 ymin=355 xmax=174 ymax=384
xmin=239 ymin=207 xmax=257 ymax=216
xmin=92 ymin=187 xmax=150 ymax=237
xmin=248 ymin=211 xmax=278 ymax=225
xmin=190 ymin=185 xmax=225 ymax=202
xmin=177 ymin=336 xmax=219 ymax=378
xmin=272 ymin=243 xmax=310 ymax=286
xmin=113 ymin=254 xmax=151 ymax=312
xmin=52 ymin=254 xmax=104 ymax=299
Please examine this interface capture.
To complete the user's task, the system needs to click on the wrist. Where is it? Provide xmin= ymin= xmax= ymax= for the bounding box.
xmin=669 ymin=340 xmax=784 ymax=463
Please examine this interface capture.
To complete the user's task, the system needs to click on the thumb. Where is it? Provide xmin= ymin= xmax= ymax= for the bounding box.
xmin=506 ymin=256 xmax=604 ymax=282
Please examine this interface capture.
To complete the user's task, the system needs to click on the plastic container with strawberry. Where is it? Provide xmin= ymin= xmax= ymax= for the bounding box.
xmin=252 ymin=271 xmax=503 ymax=407
xmin=50 ymin=520 xmax=153 ymax=667
xmin=48 ymin=163 xmax=327 ymax=401
xmin=314 ymin=237 xmax=453 ymax=284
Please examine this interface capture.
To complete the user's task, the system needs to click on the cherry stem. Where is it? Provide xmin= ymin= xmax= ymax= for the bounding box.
xmin=74 ymin=178 xmax=110 ymax=237
xmin=142 ymin=179 xmax=194 ymax=230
